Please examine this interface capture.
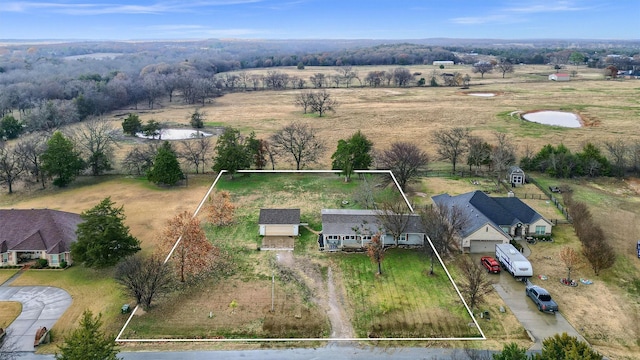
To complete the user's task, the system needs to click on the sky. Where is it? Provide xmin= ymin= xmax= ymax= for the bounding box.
xmin=0 ymin=0 xmax=638 ymax=41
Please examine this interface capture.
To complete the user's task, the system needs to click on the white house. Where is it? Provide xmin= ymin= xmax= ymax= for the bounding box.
xmin=433 ymin=60 xmax=454 ymax=66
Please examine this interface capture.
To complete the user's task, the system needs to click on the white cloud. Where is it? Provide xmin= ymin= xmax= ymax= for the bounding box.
xmin=449 ymin=1 xmax=589 ymax=26
xmin=0 ymin=0 xmax=263 ymax=15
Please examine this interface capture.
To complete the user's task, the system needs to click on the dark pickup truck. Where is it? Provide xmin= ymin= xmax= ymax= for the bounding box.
xmin=526 ymin=284 xmax=559 ymax=313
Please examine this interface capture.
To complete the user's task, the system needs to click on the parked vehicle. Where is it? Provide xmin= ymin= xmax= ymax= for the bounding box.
xmin=526 ymin=283 xmax=559 ymax=313
xmin=481 ymin=256 xmax=501 ymax=274
xmin=495 ymin=243 xmax=533 ymax=281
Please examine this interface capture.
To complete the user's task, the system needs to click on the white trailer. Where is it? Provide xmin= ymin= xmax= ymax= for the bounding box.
xmin=495 ymin=243 xmax=533 ymax=281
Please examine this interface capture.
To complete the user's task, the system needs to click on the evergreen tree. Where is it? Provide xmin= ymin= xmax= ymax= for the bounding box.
xmin=331 ymin=130 xmax=373 ymax=181
xmin=55 ymin=310 xmax=119 ymax=360
xmin=190 ymin=109 xmax=205 ymax=129
xmin=147 ymin=141 xmax=183 ymax=186
xmin=0 ymin=115 xmax=24 ymax=139
xmin=533 ymin=333 xmax=602 ymax=360
xmin=493 ymin=342 xmax=528 ymax=360
xmin=73 ymin=197 xmax=141 ymax=268
xmin=41 ymin=131 xmax=85 ymax=187
xmin=121 ymin=113 xmax=142 ymax=136
xmin=212 ymin=127 xmax=251 ymax=178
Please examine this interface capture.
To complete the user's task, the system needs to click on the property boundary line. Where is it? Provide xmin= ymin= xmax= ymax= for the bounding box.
xmin=115 ymin=169 xmax=484 ymax=343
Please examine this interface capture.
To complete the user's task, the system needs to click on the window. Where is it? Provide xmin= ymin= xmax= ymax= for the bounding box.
xmin=1 ymin=253 xmax=7 ymax=263
xmin=400 ymin=234 xmax=407 ymax=242
xmin=50 ymin=254 xmax=59 ymax=265
xmin=535 ymin=225 xmax=546 ymax=235
xmin=501 ymin=226 xmax=510 ymax=234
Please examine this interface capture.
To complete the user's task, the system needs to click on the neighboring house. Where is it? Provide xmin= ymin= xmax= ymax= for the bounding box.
xmin=508 ymin=166 xmax=525 ymax=186
xmin=432 ymin=190 xmax=553 ymax=253
xmin=258 ymin=209 xmax=300 ymax=237
xmin=319 ymin=209 xmax=425 ymax=251
xmin=0 ymin=209 xmax=82 ymax=267
xmin=549 ymin=73 xmax=570 ymax=81
xmin=433 ymin=60 xmax=454 ymax=66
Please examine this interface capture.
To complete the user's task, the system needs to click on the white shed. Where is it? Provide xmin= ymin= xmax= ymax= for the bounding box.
xmin=258 ymin=209 xmax=300 ymax=236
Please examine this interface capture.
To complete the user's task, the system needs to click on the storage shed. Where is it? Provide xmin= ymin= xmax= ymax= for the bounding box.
xmin=258 ymin=209 xmax=300 ymax=237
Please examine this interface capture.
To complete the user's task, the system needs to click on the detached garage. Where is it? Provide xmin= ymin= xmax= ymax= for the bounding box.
xmin=259 ymin=209 xmax=300 ymax=237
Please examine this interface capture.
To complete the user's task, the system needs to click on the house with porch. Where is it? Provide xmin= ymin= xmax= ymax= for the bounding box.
xmin=0 ymin=209 xmax=82 ymax=267
xmin=432 ymin=190 xmax=552 ymax=253
xmin=319 ymin=209 xmax=425 ymax=251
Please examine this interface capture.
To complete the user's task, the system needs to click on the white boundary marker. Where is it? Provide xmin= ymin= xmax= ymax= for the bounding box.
xmin=116 ymin=169 xmax=485 ymax=343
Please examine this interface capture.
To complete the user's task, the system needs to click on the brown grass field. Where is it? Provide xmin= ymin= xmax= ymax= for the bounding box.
xmin=1 ymin=65 xmax=640 ymax=357
xmin=0 ymin=301 xmax=21 ymax=329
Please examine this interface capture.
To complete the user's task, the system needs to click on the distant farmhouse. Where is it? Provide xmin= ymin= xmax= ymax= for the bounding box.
xmin=433 ymin=60 xmax=455 ymax=66
xmin=432 ymin=191 xmax=552 ymax=253
xmin=0 ymin=209 xmax=82 ymax=267
xmin=549 ymin=73 xmax=570 ymax=81
xmin=319 ymin=209 xmax=424 ymax=251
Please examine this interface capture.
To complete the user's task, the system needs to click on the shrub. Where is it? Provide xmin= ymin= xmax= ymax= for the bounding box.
xmin=60 ymin=260 xmax=67 ymax=269
xmin=33 ymin=258 xmax=49 ymax=269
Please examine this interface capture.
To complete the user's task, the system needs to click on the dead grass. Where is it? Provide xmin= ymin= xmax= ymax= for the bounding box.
xmin=0 ymin=301 xmax=21 ymax=328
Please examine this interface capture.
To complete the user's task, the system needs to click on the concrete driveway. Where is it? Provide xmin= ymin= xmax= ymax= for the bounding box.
xmin=492 ymin=271 xmax=586 ymax=351
xmin=0 ymin=286 xmax=72 ymax=351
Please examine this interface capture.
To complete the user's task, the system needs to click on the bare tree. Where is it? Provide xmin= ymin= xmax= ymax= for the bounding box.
xmin=294 ymin=91 xmax=314 ymax=114
xmin=466 ymin=135 xmax=491 ymax=173
xmin=559 ymin=246 xmax=581 ymax=283
xmin=582 ymin=228 xmax=616 ymax=276
xmin=270 ymin=122 xmax=326 ymax=170
xmin=456 ymin=255 xmax=493 ymax=310
xmin=15 ymin=134 xmax=47 ymax=188
xmin=490 ymin=132 xmax=516 ymax=190
xmin=496 ymin=60 xmax=514 ymax=78
xmin=73 ymin=118 xmax=118 ymax=176
xmin=122 ymin=143 xmax=159 ymax=176
xmin=206 ymin=190 xmax=236 ymax=226
xmin=604 ymin=139 xmax=628 ymax=178
xmin=179 ymin=137 xmax=212 ymax=174
xmin=310 ymin=90 xmax=339 ymax=117
xmin=115 ymin=253 xmax=173 ymax=310
xmin=392 ymin=67 xmax=413 ymax=87
xmin=0 ymin=142 xmax=24 ymax=194
xmin=420 ymin=202 xmax=469 ymax=274
xmin=309 ymin=73 xmax=326 ymax=88
xmin=433 ymin=127 xmax=470 ymax=172
xmin=377 ymin=141 xmax=429 ymax=191
xmin=472 ymin=62 xmax=494 ymax=78
xmin=375 ymin=198 xmax=412 ymax=246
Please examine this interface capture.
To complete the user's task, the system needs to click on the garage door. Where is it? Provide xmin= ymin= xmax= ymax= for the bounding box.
xmin=470 ymin=240 xmax=503 ymax=253
xmin=264 ymin=225 xmax=294 ymax=236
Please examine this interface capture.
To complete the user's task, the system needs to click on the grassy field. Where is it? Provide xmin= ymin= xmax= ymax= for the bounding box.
xmin=334 ymin=249 xmax=481 ymax=338
xmin=1 ymin=65 xmax=639 ymax=356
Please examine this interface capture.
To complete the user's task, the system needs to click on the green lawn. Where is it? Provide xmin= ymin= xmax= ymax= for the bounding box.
xmin=334 ymin=249 xmax=481 ymax=338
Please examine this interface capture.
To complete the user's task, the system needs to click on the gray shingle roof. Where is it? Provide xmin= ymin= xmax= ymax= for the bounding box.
xmin=432 ymin=190 xmax=546 ymax=237
xmin=258 ymin=209 xmax=300 ymax=225
xmin=321 ymin=209 xmax=423 ymax=235
xmin=0 ymin=209 xmax=82 ymax=253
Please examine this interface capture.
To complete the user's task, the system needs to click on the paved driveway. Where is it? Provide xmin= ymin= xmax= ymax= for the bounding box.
xmin=0 ymin=286 xmax=72 ymax=351
xmin=492 ymin=274 xmax=586 ymax=351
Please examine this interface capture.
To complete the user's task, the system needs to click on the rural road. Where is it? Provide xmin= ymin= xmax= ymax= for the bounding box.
xmin=0 ymin=272 xmax=72 ymax=352
xmin=493 ymin=277 xmax=586 ymax=351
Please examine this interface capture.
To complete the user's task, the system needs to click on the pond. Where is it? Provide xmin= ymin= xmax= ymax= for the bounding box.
xmin=136 ymin=128 xmax=214 ymax=140
xmin=467 ymin=93 xmax=496 ymax=97
xmin=522 ymin=111 xmax=582 ymax=128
